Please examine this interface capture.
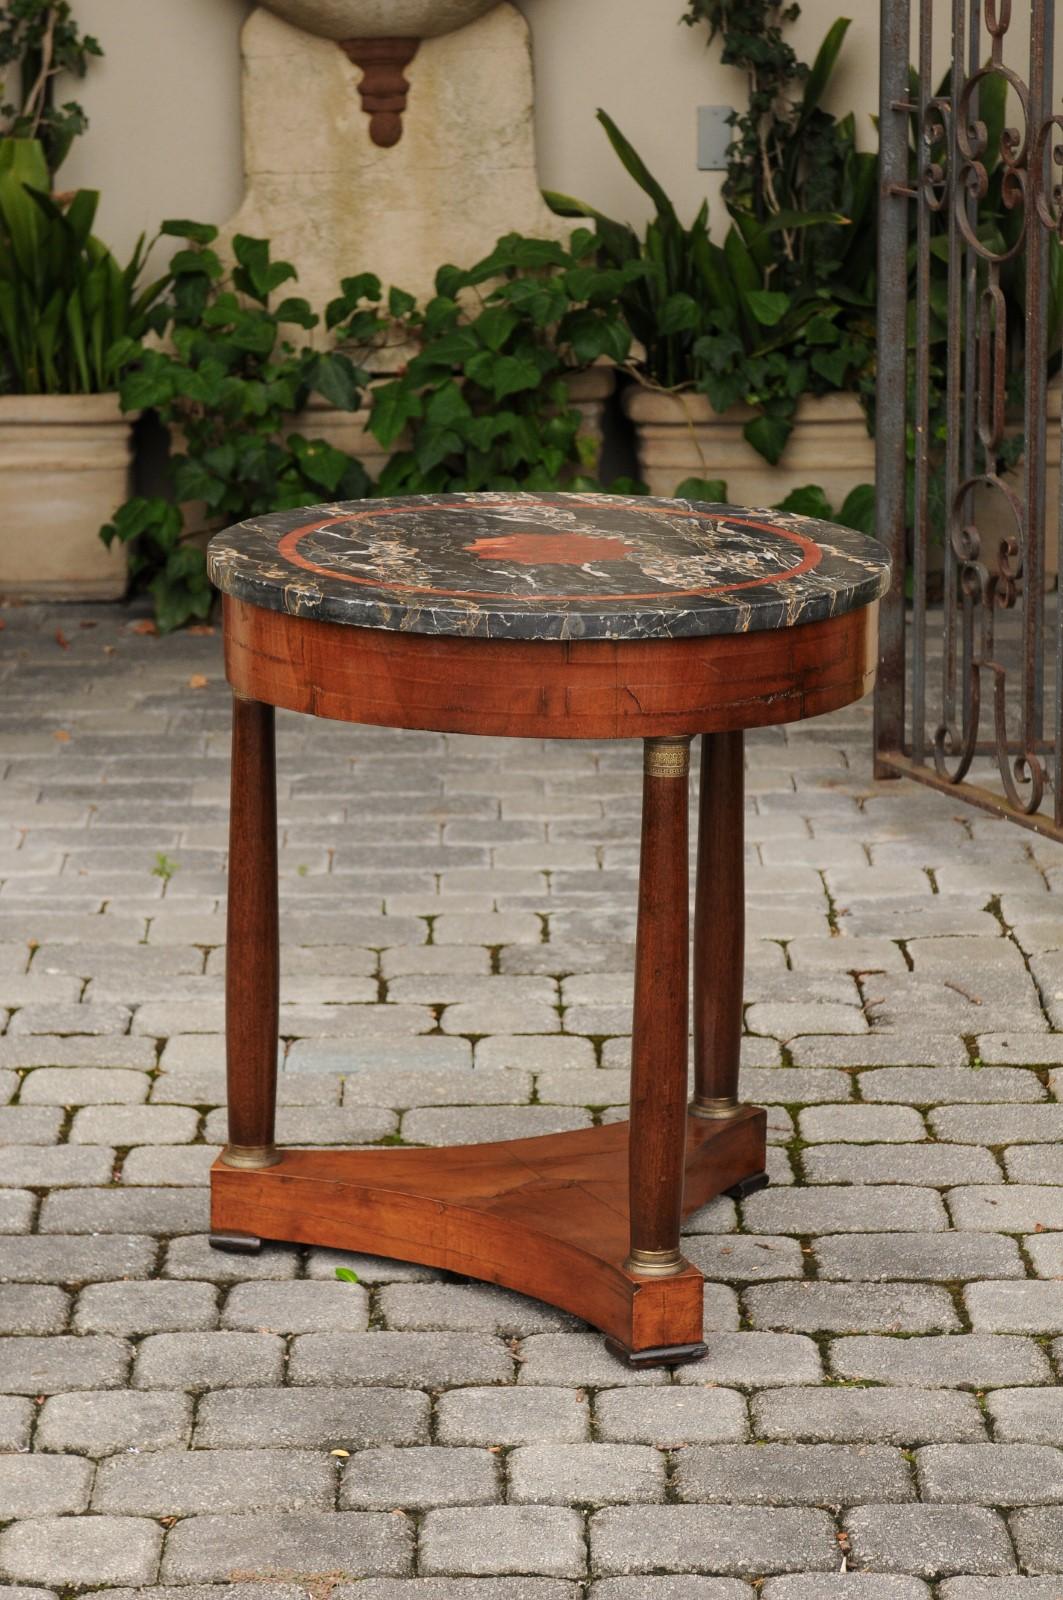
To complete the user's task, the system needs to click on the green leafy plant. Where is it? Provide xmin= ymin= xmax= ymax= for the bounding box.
xmin=0 ymin=137 xmax=167 ymax=395
xmin=675 ymin=473 xmax=874 ymax=534
xmin=548 ymin=110 xmax=871 ymax=463
xmin=151 ymin=852 xmax=179 ymax=882
xmin=0 ymin=0 xmax=102 ymax=176
xmin=335 ymin=1268 xmax=360 ymax=1284
xmin=328 ymin=229 xmax=644 ymax=493
xmin=103 ymin=224 xmax=371 ymax=632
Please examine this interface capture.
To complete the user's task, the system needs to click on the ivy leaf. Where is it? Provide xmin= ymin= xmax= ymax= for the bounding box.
xmin=744 ymin=290 xmax=790 ymax=327
xmin=775 ymin=484 xmax=834 ymax=519
xmin=837 ymin=482 xmax=876 ymax=534
xmin=675 ymin=476 xmax=729 ymax=502
xmin=160 ymin=219 xmax=218 ymax=245
xmin=743 ymin=413 xmax=792 ymax=464
xmin=388 ymin=286 xmax=417 ymax=318
xmin=288 ymin=434 xmax=353 ymax=493
xmin=475 ymin=305 xmax=519 ymax=352
xmin=425 ymin=380 xmax=472 ymax=429
xmin=369 ymin=381 xmax=423 ymax=448
xmin=658 ymin=293 xmax=701 ymax=334
xmin=489 ymin=354 xmax=543 ymax=401
xmin=308 ymin=351 xmax=365 ymax=411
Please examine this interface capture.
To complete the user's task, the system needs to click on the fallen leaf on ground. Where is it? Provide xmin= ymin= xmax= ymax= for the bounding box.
xmin=52 ymin=729 xmax=71 ymax=742
xmin=187 ymin=674 xmax=209 ymax=689
xmin=131 ymin=619 xmax=157 ymax=635
xmin=187 ymin=624 xmax=215 ymax=635
xmin=55 ymin=629 xmax=69 ymax=649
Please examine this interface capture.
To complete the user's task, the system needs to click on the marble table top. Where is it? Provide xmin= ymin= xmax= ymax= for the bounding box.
xmin=207 ymin=491 xmax=890 ymax=642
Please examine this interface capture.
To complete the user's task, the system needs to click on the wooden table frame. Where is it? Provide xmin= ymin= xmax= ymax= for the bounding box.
xmin=210 ymin=594 xmax=877 ymax=1364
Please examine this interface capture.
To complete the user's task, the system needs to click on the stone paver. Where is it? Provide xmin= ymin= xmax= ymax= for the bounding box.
xmin=3 ymin=602 xmax=1063 ymax=1592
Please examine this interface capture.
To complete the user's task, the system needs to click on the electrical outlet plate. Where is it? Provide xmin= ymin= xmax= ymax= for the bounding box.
xmin=697 ymin=105 xmax=733 ymax=171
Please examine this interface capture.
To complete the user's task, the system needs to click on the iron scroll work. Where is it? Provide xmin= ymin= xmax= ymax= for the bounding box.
xmin=874 ymin=0 xmax=1063 ymax=837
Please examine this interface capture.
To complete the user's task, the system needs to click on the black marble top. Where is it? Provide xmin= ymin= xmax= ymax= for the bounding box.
xmin=207 ymin=491 xmax=890 ymax=642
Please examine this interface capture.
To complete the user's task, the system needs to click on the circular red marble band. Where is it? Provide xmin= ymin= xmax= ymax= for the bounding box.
xmin=274 ymin=496 xmax=824 ymax=604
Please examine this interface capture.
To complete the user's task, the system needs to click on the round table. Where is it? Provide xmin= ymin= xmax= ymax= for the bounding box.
xmin=206 ymin=490 xmax=890 ymax=1366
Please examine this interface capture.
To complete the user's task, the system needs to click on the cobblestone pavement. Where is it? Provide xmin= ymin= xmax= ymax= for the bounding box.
xmin=4 ymin=600 xmax=1063 ymax=1599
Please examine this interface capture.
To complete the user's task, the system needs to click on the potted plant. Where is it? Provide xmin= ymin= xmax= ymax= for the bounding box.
xmin=328 ymin=228 xmax=641 ymax=492
xmin=547 ymin=7 xmax=878 ymax=510
xmin=103 ymin=223 xmax=371 ymax=631
xmin=0 ymin=137 xmax=169 ymax=599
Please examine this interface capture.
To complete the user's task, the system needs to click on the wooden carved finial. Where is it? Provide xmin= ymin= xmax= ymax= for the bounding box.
xmin=339 ymin=37 xmax=420 ymax=148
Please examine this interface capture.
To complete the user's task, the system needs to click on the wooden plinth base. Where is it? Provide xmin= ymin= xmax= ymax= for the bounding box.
xmin=210 ymin=1105 xmax=766 ymax=1362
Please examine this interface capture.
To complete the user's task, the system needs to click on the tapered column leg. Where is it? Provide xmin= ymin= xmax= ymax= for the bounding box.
xmin=691 ymin=730 xmax=745 ymax=1119
xmin=625 ymin=736 xmax=691 ymax=1278
xmin=220 ymin=694 xmax=280 ymax=1170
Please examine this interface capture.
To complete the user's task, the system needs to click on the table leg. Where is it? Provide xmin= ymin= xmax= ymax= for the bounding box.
xmin=625 ymin=735 xmax=691 ymax=1279
xmin=690 ymin=730 xmax=746 ymax=1120
xmin=220 ymin=694 xmax=280 ymax=1173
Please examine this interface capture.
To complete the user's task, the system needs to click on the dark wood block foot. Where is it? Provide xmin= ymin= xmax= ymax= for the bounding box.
xmin=723 ymin=1169 xmax=770 ymax=1201
xmin=208 ymin=1229 xmax=263 ymax=1254
xmin=606 ymin=1337 xmax=710 ymax=1369
xmin=210 ymin=1108 xmax=766 ymax=1360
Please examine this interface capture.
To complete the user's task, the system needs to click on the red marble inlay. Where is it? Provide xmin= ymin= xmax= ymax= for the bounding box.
xmin=464 ymin=531 xmax=638 ymax=566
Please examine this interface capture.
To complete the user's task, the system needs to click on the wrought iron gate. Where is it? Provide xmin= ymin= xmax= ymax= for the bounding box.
xmin=874 ymin=0 xmax=1063 ymax=837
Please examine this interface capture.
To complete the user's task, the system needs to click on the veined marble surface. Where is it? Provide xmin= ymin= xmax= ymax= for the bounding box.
xmin=207 ymin=491 xmax=891 ymax=641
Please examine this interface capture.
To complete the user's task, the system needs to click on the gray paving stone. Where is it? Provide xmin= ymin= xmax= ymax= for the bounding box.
xmin=0 ymin=1146 xmax=116 ymax=1188
xmin=435 ymin=1387 xmax=589 ymax=1446
xmin=594 ymin=1387 xmax=747 ymax=1445
xmin=1017 ymin=1235 xmax=1063 ymax=1279
xmin=939 ymin=1582 xmax=1063 ymax=1598
xmin=843 ymin=1504 xmax=1016 ymax=1577
xmin=762 ymin=1581 xmax=931 ymax=1600
xmin=342 ymin=1068 xmax=532 ymax=1107
xmin=516 ymin=1333 xmax=668 ymax=1387
xmin=202 ymin=1105 xmax=396 ymax=1145
xmin=589 ymin=1505 xmax=837 ymax=1577
xmin=379 ymin=1281 xmax=578 ymax=1335
xmin=159 ymin=1511 xmax=413 ymax=1582
xmin=9 ymin=1002 xmax=131 ymax=1035
xmin=288 ymin=1036 xmax=471 ymax=1073
xmin=18 ymin=1067 xmax=147 ymax=1105
xmin=675 ymin=1332 xmax=824 ymax=1390
xmin=858 ymin=1067 xmax=1046 ymax=1103
xmin=0 ymin=1519 xmax=162 ymax=1587
xmin=194 ymin=1386 xmax=430 ymax=1449
xmin=1004 ymin=1146 xmax=1063 ymax=1183
xmin=933 ymin=1105 xmax=1063 ymax=1143
xmin=0 ymin=1235 xmax=156 ymax=1286
xmin=745 ymin=1282 xmax=960 ymax=1334
xmin=966 ymin=1282 xmax=1063 ymax=1334
xmin=790 ymin=1036 xmax=968 ymax=1068
xmin=803 ymin=1144 xmax=1002 ymax=1185
xmin=813 ymin=1231 xmax=1025 ymax=1281
xmin=163 ymin=1233 xmax=298 ymax=1281
xmin=830 ymin=1335 xmax=1052 ymax=1388
xmin=0 ymin=1397 xmax=34 ymax=1452
xmin=334 ymin=1585 xmax=578 ymax=1599
xmin=303 ymin=1248 xmax=437 ymax=1284
xmin=684 ymin=1235 xmax=804 ymax=1282
xmin=221 ymin=1280 xmax=369 ymax=1334
xmin=0 ymin=1455 xmax=94 ymax=1518
xmin=988 ymin=1389 xmax=1063 ymax=1445
xmin=509 ymin=1443 xmax=665 ymax=1505
xmin=948 ymin=1187 xmax=1063 ymax=1230
xmin=752 ymin=1388 xmax=987 ymax=1444
xmin=980 ymin=1033 xmax=1063 ymax=1065
xmin=1010 ymin=1507 xmax=1063 ymax=1573
xmin=341 ymin=1446 xmax=499 ymax=1510
xmin=0 ymin=1285 xmax=68 ymax=1335
xmin=738 ymin=1067 xmax=852 ymax=1105
xmin=916 ymin=1444 xmax=1063 ymax=1505
xmin=420 ymin=1507 xmax=585 ymax=1578
xmin=1 ymin=1333 xmax=132 ymax=1393
xmin=591 ymin=1583 xmax=754 ymax=1600
xmin=71 ymin=1281 xmax=217 ymax=1335
xmin=741 ymin=1187 xmax=948 ymax=1234
xmin=132 ymin=1331 xmax=285 ymax=1390
xmin=92 ymin=1448 xmax=335 ymax=1515
xmin=0 ymin=1036 xmax=154 ymax=1069
xmin=35 ymin=1391 xmax=192 ymax=1455
xmin=68 ymin=1104 xmax=199 ymax=1143
xmin=798 ymin=1105 xmax=927 ymax=1142
xmin=38 ymin=1187 xmax=207 ymax=1235
xmin=673 ymin=1443 xmax=914 ymax=1506
xmin=0 ymin=1108 xmax=64 ymax=1144
xmin=289 ymin=1332 xmax=513 ymax=1388
xmin=119 ymin=1144 xmax=219 ymax=1185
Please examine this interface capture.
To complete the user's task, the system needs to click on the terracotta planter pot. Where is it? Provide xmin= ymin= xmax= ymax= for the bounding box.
xmin=0 ymin=394 xmax=131 ymax=601
xmin=623 ymin=386 xmax=875 ymax=509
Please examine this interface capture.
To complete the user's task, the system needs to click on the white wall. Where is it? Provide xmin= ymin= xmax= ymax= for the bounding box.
xmin=56 ymin=1 xmax=1063 ymax=263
